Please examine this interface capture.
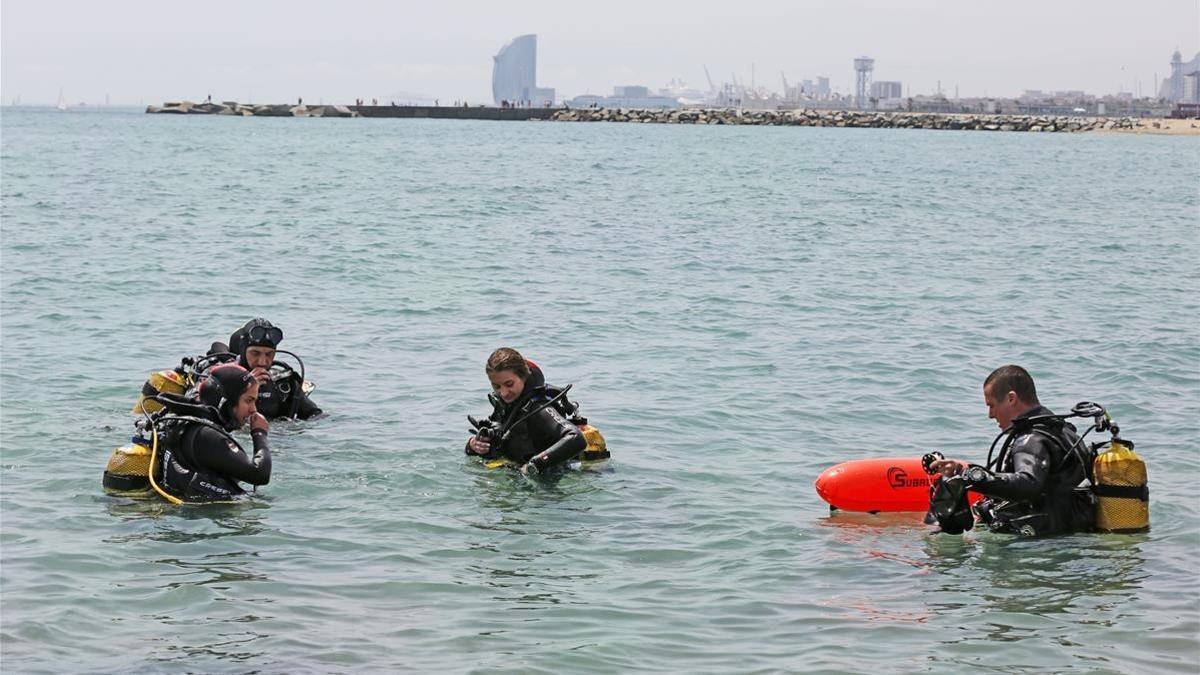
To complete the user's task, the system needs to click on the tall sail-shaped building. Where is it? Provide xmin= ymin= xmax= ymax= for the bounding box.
xmin=492 ymin=34 xmax=555 ymax=106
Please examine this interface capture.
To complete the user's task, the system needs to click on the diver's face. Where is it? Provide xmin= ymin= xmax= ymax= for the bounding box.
xmin=488 ymin=369 xmax=526 ymax=404
xmin=234 ymin=382 xmax=260 ymax=425
xmin=983 ymin=382 xmax=1021 ymax=430
xmin=245 ymin=345 xmax=276 ymax=371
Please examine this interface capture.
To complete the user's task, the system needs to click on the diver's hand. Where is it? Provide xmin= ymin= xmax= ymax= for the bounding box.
xmin=929 ymin=459 xmax=964 ymax=478
xmin=250 ymin=367 xmax=270 ymax=385
xmin=467 ymin=436 xmax=491 ymax=455
xmin=248 ymin=412 xmax=269 ymax=433
xmin=520 ymin=461 xmax=540 ymax=477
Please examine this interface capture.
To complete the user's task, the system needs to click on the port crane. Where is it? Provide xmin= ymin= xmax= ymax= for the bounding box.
xmin=703 ymin=65 xmax=716 ymax=96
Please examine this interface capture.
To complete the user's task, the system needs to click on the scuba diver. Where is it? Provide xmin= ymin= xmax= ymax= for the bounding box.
xmin=150 ymin=363 xmax=272 ymax=502
xmin=465 ymin=348 xmax=592 ymax=476
xmin=204 ymin=318 xmax=322 ymax=420
xmin=928 ymin=365 xmax=1095 ymax=536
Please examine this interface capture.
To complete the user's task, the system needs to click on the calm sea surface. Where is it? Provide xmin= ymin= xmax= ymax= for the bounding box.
xmin=2 ymin=107 xmax=1198 ymax=673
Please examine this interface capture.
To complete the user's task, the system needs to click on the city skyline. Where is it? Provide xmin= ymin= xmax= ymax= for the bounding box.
xmin=2 ymin=0 xmax=1198 ymax=106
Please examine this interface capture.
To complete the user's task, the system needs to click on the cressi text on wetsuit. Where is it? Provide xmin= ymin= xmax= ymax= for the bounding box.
xmin=155 ymin=364 xmax=272 ymax=502
xmin=158 ymin=420 xmax=272 ymax=501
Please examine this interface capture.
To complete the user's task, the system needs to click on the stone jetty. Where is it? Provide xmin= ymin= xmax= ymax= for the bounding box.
xmin=145 ymin=101 xmax=557 ymax=120
xmin=145 ymin=100 xmax=1155 ymax=133
xmin=146 ymin=100 xmax=359 ymax=117
xmin=551 ymin=107 xmax=1145 ymax=133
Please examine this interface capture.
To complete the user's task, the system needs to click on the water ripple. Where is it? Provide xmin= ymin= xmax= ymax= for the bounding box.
xmin=1 ymin=108 xmax=1197 ymax=672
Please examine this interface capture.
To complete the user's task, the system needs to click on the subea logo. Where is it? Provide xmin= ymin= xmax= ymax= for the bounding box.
xmin=887 ymin=467 xmax=931 ymax=489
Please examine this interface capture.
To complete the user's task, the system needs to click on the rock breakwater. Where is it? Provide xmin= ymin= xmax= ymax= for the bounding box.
xmin=551 ymin=107 xmax=1145 ymax=132
xmin=146 ymin=101 xmax=358 ymax=117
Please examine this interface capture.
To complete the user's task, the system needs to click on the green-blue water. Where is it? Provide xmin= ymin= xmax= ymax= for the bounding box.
xmin=2 ymin=107 xmax=1198 ymax=673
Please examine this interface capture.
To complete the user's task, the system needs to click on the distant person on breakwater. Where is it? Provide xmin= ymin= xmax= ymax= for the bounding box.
xmin=465 ymin=348 xmax=593 ymax=476
xmin=929 ymin=365 xmax=1094 ymax=536
xmin=202 ymin=318 xmax=322 ymax=421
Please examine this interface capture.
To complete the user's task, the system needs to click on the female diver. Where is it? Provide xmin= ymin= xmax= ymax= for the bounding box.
xmin=153 ymin=364 xmax=272 ymax=501
xmin=465 ymin=348 xmax=587 ymax=475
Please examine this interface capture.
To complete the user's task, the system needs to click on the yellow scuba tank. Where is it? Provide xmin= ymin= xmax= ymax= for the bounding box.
xmin=579 ymin=424 xmax=610 ymax=462
xmin=480 ymin=425 xmax=609 ymax=470
xmin=102 ymin=440 xmax=153 ymax=494
xmin=1093 ymin=439 xmax=1149 ymax=533
xmin=132 ymin=370 xmax=187 ymax=415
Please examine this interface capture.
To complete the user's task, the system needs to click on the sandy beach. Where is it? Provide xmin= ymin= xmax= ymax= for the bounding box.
xmin=1098 ymin=117 xmax=1200 ymax=135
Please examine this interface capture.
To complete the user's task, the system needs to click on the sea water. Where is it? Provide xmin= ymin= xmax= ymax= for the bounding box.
xmin=2 ymin=107 xmax=1198 ymax=673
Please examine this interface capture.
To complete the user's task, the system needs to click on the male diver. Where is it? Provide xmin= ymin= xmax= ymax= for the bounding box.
xmin=206 ymin=318 xmax=322 ymax=420
xmin=153 ymin=364 xmax=272 ymax=502
xmin=929 ymin=365 xmax=1094 ymax=536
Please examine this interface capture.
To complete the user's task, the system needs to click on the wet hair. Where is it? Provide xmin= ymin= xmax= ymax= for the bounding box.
xmin=485 ymin=347 xmax=530 ymax=379
xmin=984 ymin=365 xmax=1039 ymax=405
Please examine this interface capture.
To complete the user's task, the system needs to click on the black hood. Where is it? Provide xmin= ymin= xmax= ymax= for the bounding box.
xmin=525 ymin=360 xmax=546 ymax=390
xmin=197 ymin=364 xmax=255 ymax=430
xmin=229 ymin=318 xmax=282 ymax=368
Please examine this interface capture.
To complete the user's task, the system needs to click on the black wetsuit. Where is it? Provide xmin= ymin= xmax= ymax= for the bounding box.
xmin=251 ymin=372 xmax=321 ymax=420
xmin=468 ymin=368 xmax=586 ymax=471
xmin=156 ymin=415 xmax=272 ymax=502
xmin=205 ymin=341 xmax=322 ymax=420
xmin=969 ymin=405 xmax=1094 ymax=536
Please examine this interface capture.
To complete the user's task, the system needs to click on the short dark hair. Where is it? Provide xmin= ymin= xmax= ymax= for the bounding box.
xmin=984 ymin=365 xmax=1039 ymax=405
xmin=485 ymin=347 xmax=530 ymax=379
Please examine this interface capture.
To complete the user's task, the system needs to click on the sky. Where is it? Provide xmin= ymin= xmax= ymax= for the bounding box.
xmin=3 ymin=0 xmax=1198 ymax=105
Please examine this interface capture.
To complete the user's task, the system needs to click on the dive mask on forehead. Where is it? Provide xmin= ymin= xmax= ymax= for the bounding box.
xmin=246 ymin=324 xmax=283 ymax=348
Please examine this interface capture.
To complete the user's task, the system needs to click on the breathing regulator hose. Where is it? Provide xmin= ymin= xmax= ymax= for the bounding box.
xmin=496 ymin=385 xmax=573 ymax=445
xmin=145 ymin=414 xmax=247 ymax=506
xmin=147 ymin=418 xmax=184 ymax=505
xmin=983 ymin=401 xmax=1113 ymax=474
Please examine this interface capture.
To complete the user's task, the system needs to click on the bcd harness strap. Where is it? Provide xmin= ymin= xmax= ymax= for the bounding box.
xmin=1091 ymin=483 xmax=1149 ymax=501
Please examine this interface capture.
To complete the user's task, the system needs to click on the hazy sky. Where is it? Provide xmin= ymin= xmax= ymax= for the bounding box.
xmin=3 ymin=0 xmax=1197 ymax=105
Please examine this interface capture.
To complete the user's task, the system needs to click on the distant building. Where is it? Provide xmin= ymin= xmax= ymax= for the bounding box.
xmin=1052 ymin=90 xmax=1087 ymax=102
xmin=1159 ymin=50 xmax=1200 ymax=102
xmin=492 ymin=34 xmax=555 ymax=106
xmin=870 ymin=81 xmax=902 ymax=99
xmin=1186 ymin=72 xmax=1200 ymax=103
xmin=793 ymin=78 xmax=832 ymax=101
xmin=614 ymin=85 xmax=650 ymax=98
xmin=658 ymin=78 xmax=707 ymax=104
xmin=567 ymin=86 xmax=679 ymax=109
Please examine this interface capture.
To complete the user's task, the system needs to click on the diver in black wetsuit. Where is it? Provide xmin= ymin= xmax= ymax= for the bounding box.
xmin=930 ymin=365 xmax=1094 ymax=536
xmin=154 ymin=364 xmax=272 ymax=502
xmin=465 ymin=348 xmax=586 ymax=476
xmin=207 ymin=318 xmax=322 ymax=420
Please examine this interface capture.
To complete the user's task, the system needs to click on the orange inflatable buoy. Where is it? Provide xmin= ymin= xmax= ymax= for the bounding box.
xmin=815 ymin=457 xmax=981 ymax=513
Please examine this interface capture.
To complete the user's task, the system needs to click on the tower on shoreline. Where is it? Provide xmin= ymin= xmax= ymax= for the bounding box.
xmin=854 ymin=57 xmax=874 ymax=110
xmin=492 ymin=34 xmax=555 ymax=106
